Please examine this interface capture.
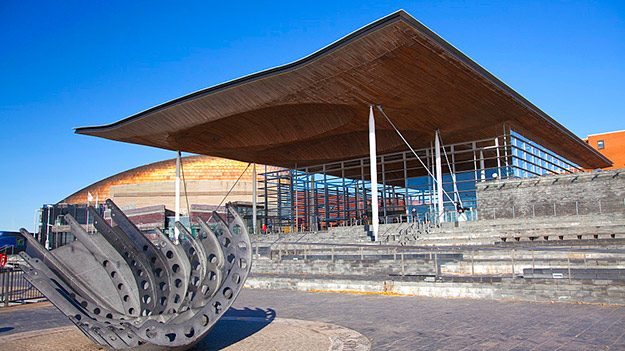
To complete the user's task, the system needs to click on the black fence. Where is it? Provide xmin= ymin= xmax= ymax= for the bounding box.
xmin=0 ymin=266 xmax=44 ymax=307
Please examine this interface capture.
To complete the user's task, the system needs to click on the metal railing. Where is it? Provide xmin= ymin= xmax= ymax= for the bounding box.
xmin=0 ymin=266 xmax=44 ymax=307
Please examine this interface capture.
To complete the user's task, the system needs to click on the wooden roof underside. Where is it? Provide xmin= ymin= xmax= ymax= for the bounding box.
xmin=76 ymin=10 xmax=611 ymax=170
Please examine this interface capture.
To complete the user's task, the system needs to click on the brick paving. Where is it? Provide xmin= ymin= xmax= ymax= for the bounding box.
xmin=2 ymin=289 xmax=625 ymax=350
xmin=232 ymin=289 xmax=625 ymax=351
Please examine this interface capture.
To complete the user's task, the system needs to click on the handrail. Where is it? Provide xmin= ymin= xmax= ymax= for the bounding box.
xmin=257 ymin=240 xmax=625 ymax=255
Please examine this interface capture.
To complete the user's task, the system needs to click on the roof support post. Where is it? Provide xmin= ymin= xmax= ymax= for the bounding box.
xmin=252 ymin=163 xmax=257 ymax=235
xmin=435 ymin=130 xmax=444 ymax=224
xmin=174 ymin=150 xmax=181 ymax=243
xmin=479 ymin=149 xmax=486 ymax=182
xmin=368 ymin=105 xmax=379 ymax=241
xmin=495 ymin=137 xmax=501 ymax=178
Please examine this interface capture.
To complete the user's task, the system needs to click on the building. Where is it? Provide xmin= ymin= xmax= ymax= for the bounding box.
xmin=585 ymin=130 xmax=625 ymax=170
xmin=74 ymin=10 xmax=612 ymax=240
xmin=62 ymin=155 xmax=257 ymax=209
xmin=36 ymin=155 xmax=274 ymax=248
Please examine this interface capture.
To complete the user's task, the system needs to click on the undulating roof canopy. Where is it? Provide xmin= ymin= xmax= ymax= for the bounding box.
xmin=76 ymin=10 xmax=611 ymax=170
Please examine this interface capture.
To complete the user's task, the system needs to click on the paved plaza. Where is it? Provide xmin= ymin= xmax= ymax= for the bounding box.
xmin=1 ymin=289 xmax=625 ymax=350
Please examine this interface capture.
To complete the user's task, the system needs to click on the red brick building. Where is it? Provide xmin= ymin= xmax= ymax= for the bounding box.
xmin=585 ymin=130 xmax=625 ymax=170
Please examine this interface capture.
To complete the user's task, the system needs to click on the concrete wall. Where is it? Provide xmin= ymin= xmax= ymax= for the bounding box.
xmin=476 ymin=170 xmax=625 ymax=219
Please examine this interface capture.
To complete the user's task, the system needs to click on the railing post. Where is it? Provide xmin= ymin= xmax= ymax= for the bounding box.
xmin=4 ymin=269 xmax=9 ymax=307
xmin=511 ymin=250 xmax=515 ymax=279
xmin=1 ymin=269 xmax=5 ymax=307
xmin=567 ymin=257 xmax=572 ymax=283
xmin=471 ymin=251 xmax=475 ymax=276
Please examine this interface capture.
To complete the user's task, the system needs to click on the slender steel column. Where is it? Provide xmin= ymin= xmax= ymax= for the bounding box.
xmin=368 ymin=106 xmax=379 ymax=241
xmin=174 ymin=150 xmax=181 ymax=243
xmin=252 ymin=163 xmax=257 ymax=234
xmin=479 ymin=149 xmax=486 ymax=181
xmin=435 ymin=131 xmax=444 ymax=223
xmin=495 ymin=137 xmax=501 ymax=177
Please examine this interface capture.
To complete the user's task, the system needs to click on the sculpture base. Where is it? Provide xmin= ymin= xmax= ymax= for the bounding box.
xmin=0 ymin=317 xmax=370 ymax=351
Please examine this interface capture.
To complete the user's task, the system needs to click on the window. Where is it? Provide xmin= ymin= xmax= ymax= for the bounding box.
xmin=597 ymin=140 xmax=605 ymax=150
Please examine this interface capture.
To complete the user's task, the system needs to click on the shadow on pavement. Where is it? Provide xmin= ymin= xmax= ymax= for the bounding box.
xmin=192 ymin=307 xmax=276 ymax=350
xmin=0 ymin=327 xmax=14 ymax=334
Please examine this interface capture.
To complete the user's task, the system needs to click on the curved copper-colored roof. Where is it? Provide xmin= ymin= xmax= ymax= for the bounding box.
xmin=76 ymin=10 xmax=611 ymax=170
xmin=62 ymin=155 xmax=252 ymax=204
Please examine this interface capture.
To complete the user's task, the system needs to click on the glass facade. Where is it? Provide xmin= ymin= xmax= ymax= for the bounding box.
xmin=260 ymin=129 xmax=582 ymax=232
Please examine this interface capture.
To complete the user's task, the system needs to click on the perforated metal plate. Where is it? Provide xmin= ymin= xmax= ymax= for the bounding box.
xmin=19 ymin=200 xmax=252 ymax=350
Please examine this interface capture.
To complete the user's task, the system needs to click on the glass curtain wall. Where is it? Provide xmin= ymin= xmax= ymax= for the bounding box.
xmin=259 ymin=129 xmax=582 ymax=232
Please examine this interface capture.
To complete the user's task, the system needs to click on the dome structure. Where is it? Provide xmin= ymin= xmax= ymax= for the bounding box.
xmin=62 ymin=156 xmax=265 ymax=213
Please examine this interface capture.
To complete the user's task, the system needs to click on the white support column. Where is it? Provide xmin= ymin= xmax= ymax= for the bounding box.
xmin=503 ymin=124 xmax=510 ymax=177
xmin=495 ymin=137 xmax=501 ymax=178
xmin=435 ymin=130 xmax=444 ymax=223
xmin=252 ymin=163 xmax=257 ymax=235
xmin=368 ymin=106 xmax=379 ymax=241
xmin=45 ymin=205 xmax=51 ymax=250
xmin=174 ymin=150 xmax=181 ymax=243
xmin=479 ymin=150 xmax=486 ymax=182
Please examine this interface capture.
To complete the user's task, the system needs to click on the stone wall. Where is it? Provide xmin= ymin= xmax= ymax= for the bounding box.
xmin=246 ymin=275 xmax=625 ymax=306
xmin=476 ymin=170 xmax=625 ymax=219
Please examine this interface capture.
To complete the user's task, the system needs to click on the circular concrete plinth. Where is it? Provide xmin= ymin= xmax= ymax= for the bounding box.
xmin=0 ymin=317 xmax=370 ymax=351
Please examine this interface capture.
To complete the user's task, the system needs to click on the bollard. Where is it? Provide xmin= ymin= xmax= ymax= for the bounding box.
xmin=360 ymin=247 xmax=364 ymax=260
xmin=331 ymin=247 xmax=335 ymax=262
xmin=401 ymin=252 xmax=405 ymax=276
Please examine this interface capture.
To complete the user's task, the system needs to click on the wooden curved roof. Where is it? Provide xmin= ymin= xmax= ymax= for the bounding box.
xmin=76 ymin=10 xmax=611 ymax=170
xmin=61 ymin=156 xmax=252 ymax=204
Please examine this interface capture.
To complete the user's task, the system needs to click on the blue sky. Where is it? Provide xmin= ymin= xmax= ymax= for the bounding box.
xmin=1 ymin=1 xmax=624 ymax=230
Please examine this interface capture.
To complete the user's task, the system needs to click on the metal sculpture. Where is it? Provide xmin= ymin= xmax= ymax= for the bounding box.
xmin=19 ymin=199 xmax=252 ymax=350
